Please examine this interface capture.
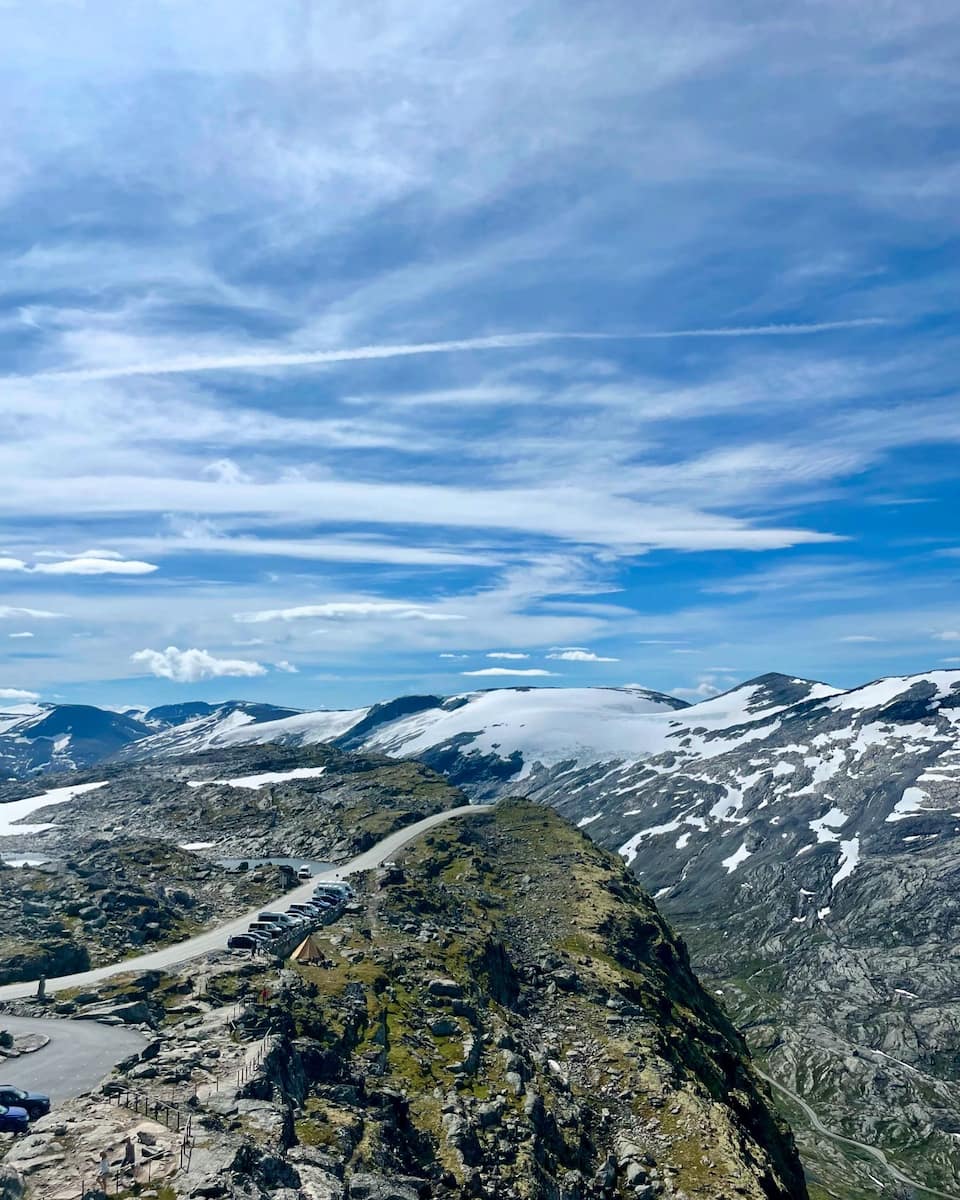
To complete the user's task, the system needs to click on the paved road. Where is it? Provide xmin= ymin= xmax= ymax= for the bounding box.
xmin=0 ymin=1015 xmax=144 ymax=1102
xmin=0 ymin=804 xmax=492 ymax=1003
xmin=756 ymin=1067 xmax=960 ymax=1200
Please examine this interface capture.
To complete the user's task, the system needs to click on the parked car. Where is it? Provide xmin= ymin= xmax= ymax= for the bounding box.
xmin=314 ymin=887 xmax=351 ymax=904
xmin=248 ymin=921 xmax=283 ymax=939
xmin=313 ymin=883 xmax=343 ymax=897
xmin=0 ymin=1086 xmax=49 ymax=1121
xmin=311 ymin=893 xmax=339 ymax=909
xmin=227 ymin=933 xmax=263 ymax=952
xmin=288 ymin=903 xmax=321 ymax=920
xmin=297 ymin=865 xmax=313 ymax=880
xmin=0 ymin=1104 xmax=29 ymax=1135
xmin=258 ymin=911 xmax=299 ymax=930
xmin=317 ymin=882 xmax=354 ymax=898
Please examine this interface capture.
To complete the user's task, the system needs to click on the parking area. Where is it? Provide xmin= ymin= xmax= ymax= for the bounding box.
xmin=229 ymin=879 xmax=354 ymax=955
xmin=0 ymin=1016 xmax=144 ymax=1103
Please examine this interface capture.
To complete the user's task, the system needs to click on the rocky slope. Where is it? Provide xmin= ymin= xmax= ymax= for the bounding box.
xmin=0 ymin=743 xmax=463 ymax=864
xmin=0 ymin=841 xmax=287 ymax=985
xmin=1 ymin=800 xmax=808 ymax=1200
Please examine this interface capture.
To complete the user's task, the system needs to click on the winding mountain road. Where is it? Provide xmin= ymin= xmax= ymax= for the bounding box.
xmin=755 ymin=1067 xmax=960 ymax=1200
xmin=0 ymin=803 xmax=492 ymax=1003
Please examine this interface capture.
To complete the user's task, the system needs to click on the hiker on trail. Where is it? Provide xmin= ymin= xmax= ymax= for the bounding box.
xmin=97 ymin=1149 xmax=110 ymax=1186
xmin=123 ymin=1137 xmax=136 ymax=1168
xmin=36 ymin=975 xmax=46 ymax=1001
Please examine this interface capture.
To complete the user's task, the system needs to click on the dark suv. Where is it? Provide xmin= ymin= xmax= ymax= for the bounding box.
xmin=0 ymin=1085 xmax=50 ymax=1120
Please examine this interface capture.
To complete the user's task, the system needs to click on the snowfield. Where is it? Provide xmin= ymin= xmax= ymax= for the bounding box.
xmin=360 ymin=687 xmax=688 ymax=767
xmin=0 ymin=781 xmax=109 ymax=837
xmin=187 ymin=766 xmax=328 ymax=790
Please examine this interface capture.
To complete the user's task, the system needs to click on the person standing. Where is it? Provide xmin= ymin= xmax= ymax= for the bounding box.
xmin=97 ymin=1149 xmax=111 ymax=1190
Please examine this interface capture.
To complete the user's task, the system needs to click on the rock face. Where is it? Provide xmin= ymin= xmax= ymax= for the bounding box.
xmin=299 ymin=670 xmax=960 ymax=1197
xmin=212 ymin=800 xmax=805 ymax=1199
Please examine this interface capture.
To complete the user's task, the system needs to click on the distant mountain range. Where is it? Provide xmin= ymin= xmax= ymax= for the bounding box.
xmin=0 ymin=699 xmax=299 ymax=779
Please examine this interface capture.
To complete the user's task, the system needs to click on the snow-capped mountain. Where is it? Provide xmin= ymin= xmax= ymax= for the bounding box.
xmin=0 ymin=700 xmax=298 ymax=779
xmin=118 ymin=684 xmax=693 ymax=794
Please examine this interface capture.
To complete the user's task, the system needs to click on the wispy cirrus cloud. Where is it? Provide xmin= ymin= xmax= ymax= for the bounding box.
xmin=235 ymin=601 xmax=467 ymax=624
xmin=12 ymin=321 xmax=887 ymax=384
xmin=0 ymin=606 xmax=63 ymax=620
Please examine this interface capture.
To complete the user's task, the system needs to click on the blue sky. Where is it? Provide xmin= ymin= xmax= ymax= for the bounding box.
xmin=2 ymin=0 xmax=960 ymax=711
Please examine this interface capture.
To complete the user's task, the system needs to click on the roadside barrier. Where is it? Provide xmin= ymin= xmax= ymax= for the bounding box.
xmin=102 ymin=1083 xmax=190 ymax=1135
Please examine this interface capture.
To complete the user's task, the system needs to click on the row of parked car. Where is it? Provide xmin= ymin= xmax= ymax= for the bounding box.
xmin=226 ymin=880 xmax=355 ymax=952
xmin=0 ymin=1083 xmax=51 ymax=1135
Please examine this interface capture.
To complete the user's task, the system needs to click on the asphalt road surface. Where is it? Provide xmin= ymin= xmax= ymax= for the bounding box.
xmin=0 ymin=803 xmax=493 ymax=1003
xmin=0 ymin=1015 xmax=144 ymax=1102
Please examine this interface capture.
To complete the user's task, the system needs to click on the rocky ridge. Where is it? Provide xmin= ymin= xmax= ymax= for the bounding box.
xmin=0 ymin=801 xmax=807 ymax=1200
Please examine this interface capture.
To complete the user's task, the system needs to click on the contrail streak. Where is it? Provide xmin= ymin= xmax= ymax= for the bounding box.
xmin=17 ymin=319 xmax=889 ymax=383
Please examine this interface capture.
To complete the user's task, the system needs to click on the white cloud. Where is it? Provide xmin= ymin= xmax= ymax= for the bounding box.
xmin=935 ymin=631 xmax=960 ymax=641
xmin=34 ymin=555 xmax=157 ymax=576
xmin=839 ymin=635 xmax=882 ymax=643
xmin=462 ymin=667 xmax=556 ymax=677
xmin=203 ymin=458 xmax=250 ymax=484
xmin=0 ymin=606 xmax=62 ymax=619
xmin=0 ymin=687 xmax=40 ymax=702
xmin=235 ymin=601 xmax=466 ymax=623
xmin=274 ymin=660 xmax=299 ymax=673
xmin=7 ymin=631 xmax=34 ymax=639
xmin=674 ymin=673 xmax=737 ymax=699
xmin=547 ymin=647 xmax=619 ymax=662
xmin=131 ymin=645 xmax=267 ymax=682
xmin=0 ymin=551 xmax=157 ymax=576
xmin=486 ymin=651 xmax=529 ymax=660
